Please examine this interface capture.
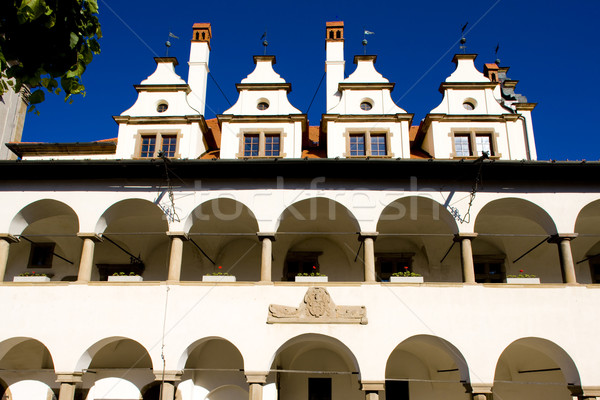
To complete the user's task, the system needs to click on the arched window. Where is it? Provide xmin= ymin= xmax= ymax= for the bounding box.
xmin=202 ymin=32 xmax=206 ymax=40
xmin=329 ymin=30 xmax=334 ymax=39
xmin=195 ymin=32 xmax=199 ymax=40
xmin=336 ymin=30 xmax=341 ymax=39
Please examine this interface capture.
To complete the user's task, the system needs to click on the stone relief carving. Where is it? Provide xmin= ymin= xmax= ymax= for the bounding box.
xmin=267 ymin=287 xmax=367 ymax=324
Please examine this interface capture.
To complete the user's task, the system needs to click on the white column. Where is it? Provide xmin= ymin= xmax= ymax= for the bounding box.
xmin=154 ymin=371 xmax=182 ymax=400
xmin=246 ymin=372 xmax=268 ymax=400
xmin=0 ymin=234 xmax=19 ymax=281
xmin=465 ymin=383 xmax=493 ymax=400
xmin=76 ymin=233 xmax=102 ymax=283
xmin=361 ymin=382 xmax=384 ymax=400
xmin=258 ymin=233 xmax=275 ymax=283
xmin=456 ymin=233 xmax=477 ymax=284
xmin=167 ymin=232 xmax=188 ymax=282
xmin=56 ymin=373 xmax=82 ymax=400
xmin=550 ymin=234 xmax=578 ymax=284
xmin=360 ymin=233 xmax=378 ymax=283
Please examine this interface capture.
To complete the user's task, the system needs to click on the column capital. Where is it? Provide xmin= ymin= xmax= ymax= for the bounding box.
xmin=245 ymin=371 xmax=268 ymax=384
xmin=153 ymin=370 xmax=183 ymax=382
xmin=166 ymin=231 xmax=189 ymax=240
xmin=454 ymin=233 xmax=478 ymax=242
xmin=464 ymin=382 xmax=493 ymax=394
xmin=77 ymin=233 xmax=102 ymax=242
xmin=360 ymin=381 xmax=385 ymax=391
xmin=257 ymin=232 xmax=276 ymax=241
xmin=359 ymin=232 xmax=378 ymax=241
xmin=548 ymin=233 xmax=578 ymax=243
xmin=55 ymin=372 xmax=83 ymax=383
xmin=0 ymin=233 xmax=19 ymax=243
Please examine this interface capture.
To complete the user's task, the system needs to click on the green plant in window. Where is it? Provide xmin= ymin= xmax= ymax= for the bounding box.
xmin=391 ymin=266 xmax=421 ymax=277
xmin=507 ymin=269 xmax=536 ymax=278
xmin=18 ymin=271 xmax=47 ymax=277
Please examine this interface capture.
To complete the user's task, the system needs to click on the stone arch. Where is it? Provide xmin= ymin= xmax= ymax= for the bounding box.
xmin=204 ymin=384 xmax=247 ymax=400
xmin=176 ymin=337 xmax=246 ymax=399
xmin=474 ymin=197 xmax=561 ymax=282
xmin=75 ymin=336 xmax=154 ymax=371
xmin=95 ymin=198 xmax=168 ymax=234
xmin=494 ymin=337 xmax=580 ymax=399
xmin=184 ymin=199 xmax=260 ymax=281
xmin=385 ymin=334 xmax=469 ymax=399
xmin=376 ymin=196 xmax=460 ymax=282
xmin=0 ymin=337 xmax=55 ymax=371
xmin=572 ymin=199 xmax=600 ymax=283
xmin=9 ymin=199 xmax=79 ymax=236
xmin=268 ymin=333 xmax=361 ymax=400
xmin=275 ymin=198 xmax=361 ymax=282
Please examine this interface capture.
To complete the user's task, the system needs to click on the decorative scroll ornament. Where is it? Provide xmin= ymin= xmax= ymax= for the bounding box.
xmin=268 ymin=287 xmax=367 ymax=325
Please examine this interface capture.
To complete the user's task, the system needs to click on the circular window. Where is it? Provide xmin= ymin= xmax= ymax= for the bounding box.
xmin=157 ymin=103 xmax=168 ymax=113
xmin=257 ymin=102 xmax=269 ymax=110
xmin=463 ymin=99 xmax=477 ymax=111
xmin=360 ymin=101 xmax=373 ymax=111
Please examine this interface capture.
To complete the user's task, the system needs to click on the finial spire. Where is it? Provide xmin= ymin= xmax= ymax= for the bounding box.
xmin=494 ymin=42 xmax=501 ymax=65
xmin=459 ymin=22 xmax=468 ymax=53
xmin=363 ymin=29 xmax=374 ymax=55
xmin=260 ymin=31 xmax=268 ymax=55
xmin=165 ymin=32 xmax=179 ymax=56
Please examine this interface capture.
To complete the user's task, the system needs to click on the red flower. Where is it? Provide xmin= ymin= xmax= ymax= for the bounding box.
xmin=404 ymin=266 xmax=409 ymax=270
xmin=312 ymin=265 xmax=316 ymax=269
xmin=218 ymin=266 xmax=222 ymax=269
xmin=519 ymin=269 xmax=523 ymax=273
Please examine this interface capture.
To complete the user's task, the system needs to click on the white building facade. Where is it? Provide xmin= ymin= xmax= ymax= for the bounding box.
xmin=0 ymin=22 xmax=599 ymax=400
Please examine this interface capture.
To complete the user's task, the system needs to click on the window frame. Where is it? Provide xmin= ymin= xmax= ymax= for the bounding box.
xmin=134 ymin=130 xmax=181 ymax=159
xmin=283 ymin=251 xmax=322 ymax=282
xmin=375 ymin=252 xmax=414 ymax=282
xmin=28 ymin=242 xmax=55 ymax=269
xmin=344 ymin=129 xmax=392 ymax=158
xmin=450 ymin=129 xmax=500 ymax=159
xmin=237 ymin=130 xmax=284 ymax=158
xmin=473 ymin=255 xmax=506 ymax=283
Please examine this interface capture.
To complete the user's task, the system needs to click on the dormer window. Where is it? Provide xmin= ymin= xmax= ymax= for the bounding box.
xmin=240 ymin=131 xmax=282 ymax=158
xmin=257 ymin=102 xmax=269 ymax=111
xmin=452 ymin=130 xmax=497 ymax=158
xmin=347 ymin=131 xmax=390 ymax=157
xmin=136 ymin=131 xmax=180 ymax=158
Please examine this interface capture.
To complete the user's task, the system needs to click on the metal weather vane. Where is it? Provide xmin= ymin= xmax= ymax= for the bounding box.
xmin=459 ymin=22 xmax=468 ymax=53
xmin=260 ymin=30 xmax=268 ymax=55
xmin=362 ymin=29 xmax=374 ymax=54
xmin=165 ymin=32 xmax=179 ymax=56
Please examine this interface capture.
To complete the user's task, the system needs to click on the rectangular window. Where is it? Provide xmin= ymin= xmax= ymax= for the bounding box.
xmin=28 ymin=242 xmax=55 ymax=268
xmin=161 ymin=135 xmax=177 ymax=158
xmin=454 ymin=135 xmax=471 ymax=157
xmin=376 ymin=253 xmax=414 ymax=282
xmin=265 ymin=134 xmax=280 ymax=157
xmin=308 ymin=378 xmax=331 ymax=400
xmin=386 ymin=380 xmax=409 ymax=400
xmin=370 ymin=134 xmax=387 ymax=156
xmin=474 ymin=256 xmax=505 ymax=283
xmin=476 ymin=134 xmax=492 ymax=156
xmin=284 ymin=252 xmax=322 ymax=281
xmin=350 ymin=134 xmax=366 ymax=156
xmin=138 ymin=133 xmax=178 ymax=158
xmin=244 ymin=134 xmax=260 ymax=157
xmin=242 ymin=133 xmax=281 ymax=158
xmin=140 ymin=135 xmax=157 ymax=158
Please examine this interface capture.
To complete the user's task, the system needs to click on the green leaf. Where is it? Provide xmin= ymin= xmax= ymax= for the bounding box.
xmin=28 ymin=90 xmax=45 ymax=104
xmin=69 ymin=32 xmax=79 ymax=49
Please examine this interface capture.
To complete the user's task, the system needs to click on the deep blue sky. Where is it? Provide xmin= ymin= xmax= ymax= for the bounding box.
xmin=21 ymin=0 xmax=600 ymax=161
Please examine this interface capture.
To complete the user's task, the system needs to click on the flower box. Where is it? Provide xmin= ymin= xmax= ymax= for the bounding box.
xmin=506 ymin=277 xmax=540 ymax=284
xmin=295 ymin=276 xmax=328 ymax=283
xmin=13 ymin=276 xmax=51 ymax=282
xmin=108 ymin=275 xmax=143 ymax=282
xmin=202 ymin=275 xmax=236 ymax=282
xmin=390 ymin=276 xmax=424 ymax=283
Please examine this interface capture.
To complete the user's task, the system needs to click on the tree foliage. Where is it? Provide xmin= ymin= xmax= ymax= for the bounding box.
xmin=0 ymin=0 xmax=101 ymax=110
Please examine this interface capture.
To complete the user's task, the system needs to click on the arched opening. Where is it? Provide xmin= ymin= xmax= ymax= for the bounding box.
xmin=94 ymin=199 xmax=169 ymax=281
xmin=79 ymin=337 xmax=154 ymax=400
xmin=385 ymin=335 xmax=469 ymax=400
xmin=336 ymin=30 xmax=341 ymax=39
xmin=6 ymin=200 xmax=79 ymax=281
xmin=0 ymin=338 xmax=57 ymax=400
xmin=572 ymin=199 xmax=600 ymax=283
xmin=474 ymin=198 xmax=559 ymax=283
xmin=275 ymin=198 xmax=361 ymax=282
xmin=377 ymin=196 xmax=459 ymax=282
xmin=329 ymin=30 xmax=334 ymax=39
xmin=494 ymin=338 xmax=580 ymax=399
xmin=195 ymin=32 xmax=199 ymax=40
xmin=269 ymin=334 xmax=361 ymax=400
xmin=176 ymin=338 xmax=246 ymax=400
xmin=186 ymin=199 xmax=260 ymax=281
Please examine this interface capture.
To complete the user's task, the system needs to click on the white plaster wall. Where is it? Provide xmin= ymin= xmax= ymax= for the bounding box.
xmin=325 ymin=41 xmax=345 ymax=112
xmin=223 ymin=89 xmax=302 ymax=116
xmin=326 ymin=121 xmax=409 ymax=159
xmin=430 ymin=88 xmax=506 ymax=115
xmin=188 ymin=41 xmax=210 ymax=115
xmin=328 ymin=89 xmax=405 ymax=115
